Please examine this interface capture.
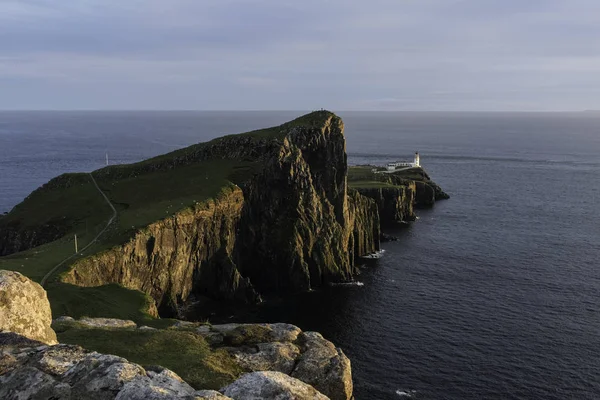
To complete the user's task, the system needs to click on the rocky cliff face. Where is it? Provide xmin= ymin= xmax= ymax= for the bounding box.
xmin=354 ymin=183 xmax=416 ymax=226
xmin=60 ymin=112 xmax=380 ymax=313
xmin=62 ymin=186 xmax=260 ymax=314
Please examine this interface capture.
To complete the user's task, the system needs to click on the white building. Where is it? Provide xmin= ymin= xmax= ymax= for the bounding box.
xmin=385 ymin=152 xmax=420 ymax=171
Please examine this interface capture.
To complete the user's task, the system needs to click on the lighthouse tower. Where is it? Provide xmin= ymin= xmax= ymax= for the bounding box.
xmin=413 ymin=152 xmax=420 ymax=167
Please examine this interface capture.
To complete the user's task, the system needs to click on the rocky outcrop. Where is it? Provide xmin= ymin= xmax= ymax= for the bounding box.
xmin=52 ymin=317 xmax=353 ymax=399
xmin=355 ymin=184 xmax=416 ymax=226
xmin=0 ymin=270 xmax=57 ymax=345
xmin=0 ymin=333 xmax=222 ymax=400
xmin=1 ymin=318 xmax=351 ymax=400
xmin=234 ymin=116 xmax=359 ymax=293
xmin=386 ymin=168 xmax=449 ymax=207
xmin=222 ymin=371 xmax=329 ymax=400
xmin=291 ymin=332 xmax=352 ymax=400
xmin=169 ymin=322 xmax=352 ymax=400
xmin=347 ymin=189 xmax=380 ymax=261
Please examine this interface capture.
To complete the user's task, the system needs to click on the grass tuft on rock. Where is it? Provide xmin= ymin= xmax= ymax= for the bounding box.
xmin=57 ymin=328 xmax=243 ymax=390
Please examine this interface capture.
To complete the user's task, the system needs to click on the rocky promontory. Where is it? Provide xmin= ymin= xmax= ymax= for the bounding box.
xmin=0 ymin=112 xmax=386 ymax=316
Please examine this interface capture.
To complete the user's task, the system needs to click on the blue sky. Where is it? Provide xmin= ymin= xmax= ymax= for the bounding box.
xmin=1 ymin=0 xmax=600 ymax=110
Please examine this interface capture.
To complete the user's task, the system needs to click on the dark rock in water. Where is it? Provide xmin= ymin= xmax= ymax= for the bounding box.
xmin=381 ymin=233 xmax=399 ymax=242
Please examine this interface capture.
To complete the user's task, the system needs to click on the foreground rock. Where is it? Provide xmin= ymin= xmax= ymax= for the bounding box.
xmin=0 ymin=272 xmax=351 ymax=399
xmin=170 ymin=322 xmax=351 ymax=400
xmin=0 ymin=332 xmax=334 ymax=400
xmin=0 ymin=270 xmax=57 ymax=345
xmin=54 ymin=319 xmax=353 ymax=400
xmin=0 ymin=333 xmax=207 ymax=399
xmin=222 ymin=371 xmax=329 ymax=400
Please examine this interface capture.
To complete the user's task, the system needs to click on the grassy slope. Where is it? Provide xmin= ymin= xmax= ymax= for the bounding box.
xmin=56 ymin=327 xmax=243 ymax=390
xmin=348 ymin=166 xmax=406 ymax=189
xmin=0 ymin=111 xmax=335 ymax=322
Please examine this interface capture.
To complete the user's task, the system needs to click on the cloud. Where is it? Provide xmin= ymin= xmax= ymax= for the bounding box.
xmin=1 ymin=0 xmax=600 ymax=110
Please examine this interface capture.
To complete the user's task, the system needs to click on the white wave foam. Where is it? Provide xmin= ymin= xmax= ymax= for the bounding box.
xmin=330 ymin=281 xmax=365 ymax=287
xmin=396 ymin=389 xmax=417 ymax=398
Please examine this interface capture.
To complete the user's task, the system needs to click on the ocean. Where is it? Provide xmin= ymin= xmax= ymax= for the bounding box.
xmin=1 ymin=111 xmax=599 ymax=399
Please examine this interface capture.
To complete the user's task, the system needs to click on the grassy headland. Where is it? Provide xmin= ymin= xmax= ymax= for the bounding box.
xmin=0 ymin=111 xmax=335 ymax=322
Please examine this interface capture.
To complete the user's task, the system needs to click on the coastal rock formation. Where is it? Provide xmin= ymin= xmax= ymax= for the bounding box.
xmin=221 ymin=371 xmax=329 ymax=400
xmin=63 ymin=186 xmax=260 ymax=313
xmin=58 ymin=112 xmax=380 ymax=313
xmin=0 ymin=270 xmax=57 ymax=345
xmin=291 ymin=332 xmax=352 ymax=400
xmin=0 ymin=112 xmax=446 ymax=316
xmin=354 ymin=184 xmax=416 ymax=225
xmin=177 ymin=322 xmax=352 ymax=400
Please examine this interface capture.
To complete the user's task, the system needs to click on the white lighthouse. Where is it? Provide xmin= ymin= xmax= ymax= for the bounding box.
xmin=414 ymin=152 xmax=420 ymax=167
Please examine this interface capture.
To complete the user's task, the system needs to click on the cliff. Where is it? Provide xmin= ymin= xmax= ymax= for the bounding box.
xmin=347 ymin=165 xmax=448 ymax=223
xmin=354 ymin=184 xmax=416 ymax=226
xmin=0 ymin=111 xmax=380 ymax=315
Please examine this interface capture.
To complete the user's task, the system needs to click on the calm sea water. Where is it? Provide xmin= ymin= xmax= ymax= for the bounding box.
xmin=1 ymin=111 xmax=600 ymax=399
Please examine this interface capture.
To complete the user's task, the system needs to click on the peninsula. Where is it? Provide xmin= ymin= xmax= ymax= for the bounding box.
xmin=0 ymin=111 xmax=447 ymax=319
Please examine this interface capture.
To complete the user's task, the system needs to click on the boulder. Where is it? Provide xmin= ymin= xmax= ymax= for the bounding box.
xmin=230 ymin=342 xmax=300 ymax=374
xmin=78 ymin=317 xmax=137 ymax=329
xmin=193 ymin=390 xmax=233 ymax=399
xmin=291 ymin=332 xmax=353 ymax=400
xmin=221 ymin=371 xmax=329 ymax=400
xmin=0 ymin=270 xmax=58 ymax=344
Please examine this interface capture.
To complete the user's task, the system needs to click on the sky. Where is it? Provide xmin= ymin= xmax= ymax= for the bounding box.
xmin=1 ymin=0 xmax=600 ymax=111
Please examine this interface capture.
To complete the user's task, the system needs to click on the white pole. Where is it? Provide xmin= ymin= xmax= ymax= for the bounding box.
xmin=74 ymin=234 xmax=78 ymax=253
xmin=106 ymin=153 xmax=109 ymax=166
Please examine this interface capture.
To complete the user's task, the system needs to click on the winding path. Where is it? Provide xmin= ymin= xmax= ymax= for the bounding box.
xmin=41 ymin=173 xmax=117 ymax=287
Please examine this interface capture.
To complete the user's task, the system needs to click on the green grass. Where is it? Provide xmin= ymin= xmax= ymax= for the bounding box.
xmin=2 ymin=173 xmax=111 ymax=230
xmin=348 ymin=166 xmax=402 ymax=189
xmin=347 ymin=165 xmax=425 ymax=190
xmin=57 ymin=328 xmax=243 ymax=390
xmin=349 ymin=181 xmax=404 ymax=189
xmin=47 ymin=282 xmax=158 ymax=322
xmin=95 ymin=159 xmax=257 ymax=241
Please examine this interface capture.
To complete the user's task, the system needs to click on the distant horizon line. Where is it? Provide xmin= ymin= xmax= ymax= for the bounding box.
xmin=0 ymin=109 xmax=598 ymax=113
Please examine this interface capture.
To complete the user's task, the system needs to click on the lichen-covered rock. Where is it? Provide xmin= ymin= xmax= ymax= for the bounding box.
xmin=292 ymin=332 xmax=353 ymax=400
xmin=207 ymin=323 xmax=352 ymax=400
xmin=193 ymin=390 xmax=233 ymax=399
xmin=0 ymin=334 xmax=201 ymax=400
xmin=0 ymin=270 xmax=58 ymax=345
xmin=221 ymin=371 xmax=329 ymax=400
xmin=78 ymin=317 xmax=137 ymax=329
xmin=115 ymin=368 xmax=197 ymax=400
xmin=230 ymin=342 xmax=301 ymax=374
